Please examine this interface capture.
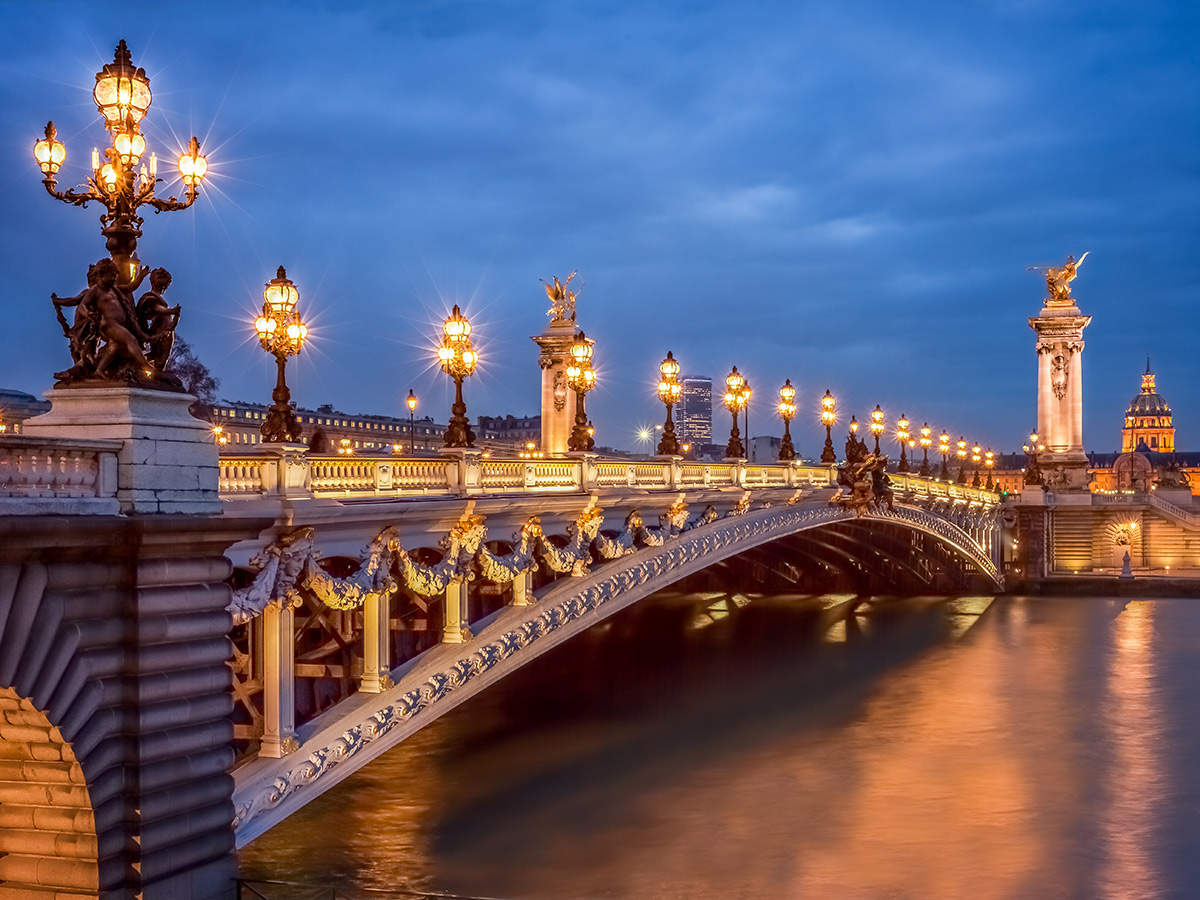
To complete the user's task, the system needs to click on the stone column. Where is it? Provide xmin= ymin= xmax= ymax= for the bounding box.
xmin=531 ymin=318 xmax=579 ymax=455
xmin=511 ymin=569 xmax=533 ymax=607
xmin=442 ymin=580 xmax=467 ymax=643
xmin=259 ymin=600 xmax=297 ymax=758
xmin=1029 ymin=292 xmax=1091 ymax=491
xmin=359 ymin=591 xmax=393 ymax=693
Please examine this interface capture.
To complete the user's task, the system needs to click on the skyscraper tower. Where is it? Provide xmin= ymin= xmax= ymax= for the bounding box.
xmin=679 ymin=376 xmax=713 ymax=445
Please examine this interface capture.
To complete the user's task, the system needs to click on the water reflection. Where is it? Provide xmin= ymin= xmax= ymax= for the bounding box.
xmin=240 ymin=595 xmax=1200 ymax=900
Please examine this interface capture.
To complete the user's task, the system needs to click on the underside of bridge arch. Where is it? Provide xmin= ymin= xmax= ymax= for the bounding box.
xmin=682 ymin=519 xmax=994 ymax=594
xmin=0 ymin=686 xmax=99 ymax=897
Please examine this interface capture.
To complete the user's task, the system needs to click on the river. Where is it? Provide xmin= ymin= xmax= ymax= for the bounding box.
xmin=239 ymin=593 xmax=1200 ymax=899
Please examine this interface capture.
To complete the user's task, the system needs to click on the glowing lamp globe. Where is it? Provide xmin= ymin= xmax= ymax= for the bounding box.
xmin=93 ymin=41 xmax=152 ymax=128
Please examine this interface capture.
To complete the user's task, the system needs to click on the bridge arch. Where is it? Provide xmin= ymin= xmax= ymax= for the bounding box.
xmin=233 ymin=501 xmax=999 ymax=843
xmin=0 ymin=685 xmax=99 ymax=897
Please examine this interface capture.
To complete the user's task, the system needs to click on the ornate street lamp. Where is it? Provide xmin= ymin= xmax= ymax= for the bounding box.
xmin=938 ymin=430 xmax=951 ymax=479
xmin=820 ymin=389 xmax=837 ymax=464
xmin=956 ymin=437 xmax=968 ymax=483
xmin=896 ymin=413 xmax=910 ymax=473
xmin=971 ymin=444 xmax=982 ymax=487
xmin=870 ymin=404 xmax=885 ymax=454
xmin=985 ymin=449 xmax=996 ymax=490
xmin=34 ymin=41 xmax=209 ymax=386
xmin=656 ymin=351 xmax=682 ymax=456
xmin=211 ymin=424 xmax=227 ymax=447
xmin=406 ymin=389 xmax=418 ymax=455
xmin=723 ymin=367 xmax=749 ymax=459
xmin=253 ymin=267 xmax=307 ymax=444
xmin=567 ymin=332 xmax=597 ymax=452
xmin=337 ymin=438 xmax=353 ymax=456
xmin=778 ymin=379 xmax=797 ymax=461
xmin=437 ymin=305 xmax=478 ymax=448
xmin=919 ymin=423 xmax=932 ymax=476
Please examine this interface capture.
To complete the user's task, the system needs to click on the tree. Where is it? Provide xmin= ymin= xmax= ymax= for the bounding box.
xmin=167 ymin=337 xmax=220 ymax=420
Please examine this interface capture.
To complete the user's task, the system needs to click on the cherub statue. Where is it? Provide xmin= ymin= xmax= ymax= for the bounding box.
xmin=52 ymin=262 xmax=100 ymax=378
xmin=542 ymin=272 xmax=578 ymax=322
xmin=53 ymin=258 xmax=155 ymax=383
xmin=137 ymin=268 xmax=181 ymax=371
xmin=1029 ymin=252 xmax=1089 ymax=304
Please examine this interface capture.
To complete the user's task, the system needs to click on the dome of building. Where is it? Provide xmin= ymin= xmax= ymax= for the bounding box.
xmin=1122 ymin=359 xmax=1174 ymax=452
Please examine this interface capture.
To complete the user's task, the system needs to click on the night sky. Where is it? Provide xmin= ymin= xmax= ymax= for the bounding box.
xmin=1 ymin=1 xmax=1196 ymax=455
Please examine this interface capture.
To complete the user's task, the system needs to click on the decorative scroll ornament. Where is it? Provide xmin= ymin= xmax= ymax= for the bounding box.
xmin=478 ymin=517 xmax=542 ymax=583
xmin=539 ymin=505 xmax=605 ymax=575
xmin=398 ymin=513 xmax=487 ymax=596
xmin=302 ymin=527 xmax=400 ymax=610
xmin=228 ymin=528 xmax=315 ymax=624
xmin=729 ymin=492 xmax=752 ymax=517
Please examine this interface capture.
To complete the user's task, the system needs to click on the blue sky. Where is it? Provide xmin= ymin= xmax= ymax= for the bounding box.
xmin=1 ymin=1 xmax=1197 ymax=454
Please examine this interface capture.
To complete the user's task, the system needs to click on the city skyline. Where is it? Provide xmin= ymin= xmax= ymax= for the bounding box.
xmin=0 ymin=2 xmax=1196 ymax=454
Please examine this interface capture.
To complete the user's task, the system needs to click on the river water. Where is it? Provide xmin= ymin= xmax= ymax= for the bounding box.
xmin=239 ymin=593 xmax=1200 ymax=899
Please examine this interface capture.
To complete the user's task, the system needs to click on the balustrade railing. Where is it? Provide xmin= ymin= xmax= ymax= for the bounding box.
xmin=0 ymin=437 xmax=119 ymax=501
xmin=212 ymin=450 xmax=999 ymax=508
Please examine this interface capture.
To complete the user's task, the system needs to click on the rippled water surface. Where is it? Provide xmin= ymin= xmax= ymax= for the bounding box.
xmin=240 ymin=595 xmax=1200 ymax=899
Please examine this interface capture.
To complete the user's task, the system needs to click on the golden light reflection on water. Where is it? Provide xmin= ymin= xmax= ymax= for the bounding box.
xmin=240 ymin=596 xmax=1194 ymax=900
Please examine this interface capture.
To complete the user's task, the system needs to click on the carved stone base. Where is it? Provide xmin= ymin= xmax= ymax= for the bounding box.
xmin=21 ymin=386 xmax=220 ymax=514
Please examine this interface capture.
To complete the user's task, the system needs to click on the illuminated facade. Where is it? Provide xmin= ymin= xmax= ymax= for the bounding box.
xmin=679 ymin=375 xmax=713 ymax=444
xmin=1122 ymin=360 xmax=1174 ymax=452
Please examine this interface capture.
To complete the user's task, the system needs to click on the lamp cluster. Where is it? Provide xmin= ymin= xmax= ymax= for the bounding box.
xmin=723 ymin=367 xmax=750 ymax=459
xmin=567 ymin=332 xmax=597 ymax=452
xmin=33 ymin=41 xmax=208 ymax=290
xmin=438 ymin=305 xmax=479 ymax=448
xmin=657 ymin=352 xmax=682 ymax=455
xmin=253 ymin=267 xmax=307 ymax=444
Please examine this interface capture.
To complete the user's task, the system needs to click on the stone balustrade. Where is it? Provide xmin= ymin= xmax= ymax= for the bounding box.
xmin=214 ymin=449 xmax=1002 ymax=508
xmin=0 ymin=436 xmax=121 ymax=514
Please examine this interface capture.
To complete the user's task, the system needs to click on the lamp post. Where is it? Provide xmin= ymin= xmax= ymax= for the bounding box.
xmin=919 ymin=423 xmax=932 ymax=476
xmin=437 ymin=305 xmax=478 ymax=448
xmin=567 ymin=331 xmax=597 ymax=451
xmin=253 ymin=267 xmax=307 ymax=444
xmin=938 ymin=430 xmax=951 ymax=479
xmin=820 ymin=389 xmax=837 ymax=464
xmin=956 ymin=437 xmax=968 ymax=483
xmin=723 ymin=367 xmax=748 ymax=459
xmin=870 ymin=405 xmax=884 ymax=454
xmin=897 ymin=414 xmax=910 ymax=473
xmin=34 ymin=40 xmax=209 ymax=385
xmin=211 ymin=425 xmax=227 ymax=448
xmin=656 ymin=351 xmax=682 ymax=456
xmin=985 ymin=449 xmax=996 ymax=490
xmin=743 ymin=379 xmax=752 ymax=449
xmin=778 ymin=379 xmax=797 ymax=461
xmin=406 ymin=389 xmax=418 ymax=455
xmin=971 ymin=444 xmax=982 ymax=487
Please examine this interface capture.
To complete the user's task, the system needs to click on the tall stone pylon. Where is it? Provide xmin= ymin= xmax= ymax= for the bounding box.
xmin=1028 ymin=253 xmax=1092 ymax=491
xmin=531 ymin=274 xmax=580 ymax=455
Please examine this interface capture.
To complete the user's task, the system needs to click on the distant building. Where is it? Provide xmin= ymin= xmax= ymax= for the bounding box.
xmin=0 ymin=389 xmax=51 ymax=433
xmin=211 ymin=400 xmax=445 ymax=453
xmin=1122 ymin=359 xmax=1173 ymax=452
xmin=679 ymin=376 xmax=712 ymax=444
xmin=476 ymin=414 xmax=541 ymax=454
xmin=748 ymin=435 xmax=782 ymax=463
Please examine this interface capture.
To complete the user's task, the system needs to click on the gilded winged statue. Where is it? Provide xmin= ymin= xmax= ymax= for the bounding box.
xmin=1029 ymin=252 xmax=1089 ymax=303
xmin=543 ymin=272 xmax=578 ymax=322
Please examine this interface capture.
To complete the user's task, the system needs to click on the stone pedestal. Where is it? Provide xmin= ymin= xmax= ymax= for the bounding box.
xmin=259 ymin=442 xmax=313 ymax=498
xmin=440 ymin=446 xmax=483 ymax=495
xmin=531 ymin=319 xmax=579 ymax=455
xmin=22 ymin=387 xmax=220 ymax=514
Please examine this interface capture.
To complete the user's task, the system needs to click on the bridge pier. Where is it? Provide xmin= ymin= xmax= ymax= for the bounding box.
xmin=0 ymin=514 xmax=259 ymax=900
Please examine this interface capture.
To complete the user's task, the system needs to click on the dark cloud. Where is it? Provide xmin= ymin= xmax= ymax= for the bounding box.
xmin=0 ymin=0 xmax=1196 ymax=454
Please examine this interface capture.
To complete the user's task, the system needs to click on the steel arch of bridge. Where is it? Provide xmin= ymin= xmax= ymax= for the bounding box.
xmin=233 ymin=500 xmax=998 ymax=844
